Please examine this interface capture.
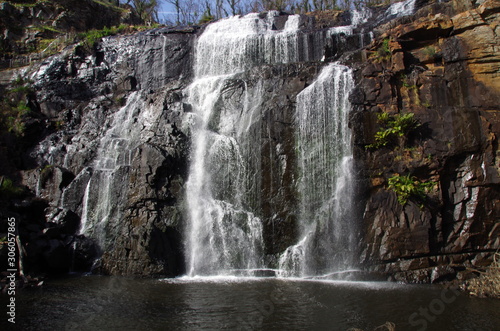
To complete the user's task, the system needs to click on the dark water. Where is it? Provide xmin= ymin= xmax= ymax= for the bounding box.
xmin=3 ymin=275 xmax=500 ymax=330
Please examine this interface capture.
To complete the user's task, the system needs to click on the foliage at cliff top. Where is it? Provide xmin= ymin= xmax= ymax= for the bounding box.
xmin=78 ymin=23 xmax=160 ymax=49
xmin=0 ymin=0 xmax=149 ymax=65
xmin=154 ymin=0 xmax=395 ymax=25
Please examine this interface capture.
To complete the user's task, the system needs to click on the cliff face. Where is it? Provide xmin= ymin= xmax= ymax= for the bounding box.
xmin=24 ymin=29 xmax=194 ymax=276
xmin=0 ymin=0 xmax=498 ymax=281
xmin=351 ymin=0 xmax=500 ymax=282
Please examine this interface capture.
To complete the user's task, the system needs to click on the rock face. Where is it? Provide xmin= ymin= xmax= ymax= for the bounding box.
xmin=351 ymin=0 xmax=500 ymax=282
xmin=0 ymin=26 xmax=194 ymax=276
xmin=0 ymin=0 xmax=498 ymax=281
xmin=28 ymin=28 xmax=194 ymax=276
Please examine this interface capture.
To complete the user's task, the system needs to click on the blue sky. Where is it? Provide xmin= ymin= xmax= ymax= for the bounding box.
xmin=157 ymin=2 xmax=177 ymax=23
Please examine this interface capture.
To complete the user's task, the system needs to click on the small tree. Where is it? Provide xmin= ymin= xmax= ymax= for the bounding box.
xmin=121 ymin=0 xmax=161 ymax=23
xmin=165 ymin=0 xmax=182 ymax=24
xmin=226 ymin=0 xmax=242 ymax=15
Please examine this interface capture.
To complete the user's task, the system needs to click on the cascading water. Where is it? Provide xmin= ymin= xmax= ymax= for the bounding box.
xmin=275 ymin=0 xmax=419 ymax=277
xmin=183 ymin=0 xmax=419 ymax=278
xmin=185 ymin=75 xmax=265 ymax=276
xmin=76 ymin=92 xmax=144 ymax=247
xmin=193 ymin=12 xmax=305 ymax=78
xmin=25 ymin=0 xmax=427 ymax=279
xmin=185 ymin=12 xmax=319 ymax=276
xmin=388 ymin=0 xmax=417 ymax=17
xmin=185 ymin=11 xmax=362 ymax=278
xmin=278 ymin=63 xmax=355 ymax=278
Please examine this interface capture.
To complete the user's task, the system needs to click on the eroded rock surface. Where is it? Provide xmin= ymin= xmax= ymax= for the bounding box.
xmin=352 ymin=0 xmax=500 ymax=282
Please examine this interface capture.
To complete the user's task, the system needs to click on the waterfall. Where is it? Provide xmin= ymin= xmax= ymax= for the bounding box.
xmin=193 ymin=11 xmax=302 ymax=78
xmin=185 ymin=12 xmax=315 ymax=276
xmin=184 ymin=75 xmax=266 ymax=276
xmin=77 ymin=92 xmax=144 ymax=247
xmin=278 ymin=63 xmax=355 ymax=278
xmin=388 ymin=0 xmax=417 ymax=17
xmin=185 ymin=11 xmax=360 ymax=277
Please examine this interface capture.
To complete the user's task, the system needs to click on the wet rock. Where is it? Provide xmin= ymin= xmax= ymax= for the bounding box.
xmin=42 ymin=239 xmax=71 ymax=273
xmin=431 ymin=265 xmax=457 ymax=283
xmin=37 ymin=166 xmax=75 ymax=206
xmin=47 ymin=208 xmax=80 ymax=235
xmin=355 ymin=0 xmax=500 ymax=282
xmin=60 ymin=167 xmax=93 ymax=215
xmin=72 ymin=236 xmax=100 ymax=272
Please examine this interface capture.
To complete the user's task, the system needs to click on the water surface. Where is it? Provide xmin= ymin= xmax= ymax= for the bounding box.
xmin=5 ymin=276 xmax=500 ymax=330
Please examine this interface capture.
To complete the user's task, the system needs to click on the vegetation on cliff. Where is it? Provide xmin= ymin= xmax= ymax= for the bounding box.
xmin=354 ymin=0 xmax=499 ymax=285
xmin=366 ymin=112 xmax=420 ymax=149
xmin=0 ymin=76 xmax=35 ymax=136
xmin=0 ymin=0 xmax=148 ymax=68
xmin=387 ymin=173 xmax=435 ymax=206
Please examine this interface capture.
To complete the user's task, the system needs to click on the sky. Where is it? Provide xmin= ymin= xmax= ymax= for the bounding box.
xmin=157 ymin=2 xmax=177 ymax=23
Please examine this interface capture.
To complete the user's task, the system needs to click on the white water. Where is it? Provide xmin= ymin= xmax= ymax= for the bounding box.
xmin=186 ymin=12 xmax=331 ymax=276
xmin=185 ymin=74 xmax=266 ymax=276
xmin=70 ymin=3 xmax=416 ymax=277
xmin=194 ymin=12 xmax=303 ymax=77
xmin=77 ymin=92 xmax=144 ymax=246
xmin=185 ymin=12 xmax=360 ymax=278
xmin=275 ymin=0 xmax=419 ymax=277
xmin=389 ymin=0 xmax=417 ymax=17
xmin=278 ymin=63 xmax=355 ymax=277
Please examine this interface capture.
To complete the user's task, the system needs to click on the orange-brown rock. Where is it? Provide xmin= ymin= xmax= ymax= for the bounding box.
xmin=353 ymin=0 xmax=500 ymax=282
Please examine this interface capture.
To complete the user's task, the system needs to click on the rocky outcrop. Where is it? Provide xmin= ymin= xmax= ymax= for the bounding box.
xmin=0 ymin=26 xmax=195 ymax=276
xmin=351 ymin=0 xmax=500 ymax=282
xmin=0 ymin=0 xmax=143 ymax=68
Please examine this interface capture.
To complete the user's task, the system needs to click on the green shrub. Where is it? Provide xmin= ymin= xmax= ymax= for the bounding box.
xmin=7 ymin=1 xmax=38 ymax=8
xmin=402 ymin=74 xmax=417 ymax=90
xmin=388 ymin=173 xmax=435 ymax=206
xmin=199 ymin=11 xmax=214 ymax=24
xmin=78 ymin=24 xmax=129 ymax=48
xmin=9 ymin=85 xmax=32 ymax=95
xmin=374 ymin=38 xmax=391 ymax=61
xmin=367 ymin=112 xmax=420 ymax=149
xmin=6 ymin=116 xmax=25 ymax=136
xmin=0 ymin=177 xmax=24 ymax=199
xmin=423 ymin=46 xmax=437 ymax=58
xmin=1 ymin=77 xmax=33 ymax=137
xmin=92 ymin=0 xmax=127 ymax=12
xmin=41 ymin=25 xmax=62 ymax=34
xmin=14 ymin=100 xmax=31 ymax=116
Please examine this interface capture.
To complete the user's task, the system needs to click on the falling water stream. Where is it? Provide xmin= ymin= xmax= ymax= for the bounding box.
xmin=278 ymin=63 xmax=355 ymax=277
xmin=185 ymin=12 xmax=305 ymax=276
xmin=185 ymin=12 xmax=359 ymax=277
xmin=76 ymin=92 xmax=144 ymax=249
